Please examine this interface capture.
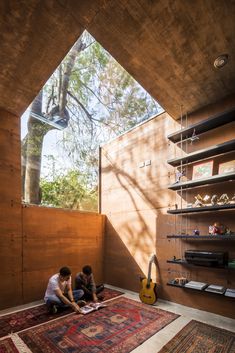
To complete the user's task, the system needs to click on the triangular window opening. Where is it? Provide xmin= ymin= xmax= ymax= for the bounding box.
xmin=21 ymin=30 xmax=163 ymax=212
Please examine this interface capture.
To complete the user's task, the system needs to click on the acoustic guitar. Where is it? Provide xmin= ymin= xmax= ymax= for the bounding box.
xmin=139 ymin=254 xmax=157 ymax=305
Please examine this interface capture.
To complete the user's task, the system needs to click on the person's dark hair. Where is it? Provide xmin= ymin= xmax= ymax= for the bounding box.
xmin=59 ymin=266 xmax=71 ymax=277
xmin=83 ymin=265 xmax=92 ymax=275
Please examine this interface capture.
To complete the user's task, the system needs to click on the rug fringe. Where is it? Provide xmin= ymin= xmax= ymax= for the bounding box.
xmin=10 ymin=333 xmax=32 ymax=353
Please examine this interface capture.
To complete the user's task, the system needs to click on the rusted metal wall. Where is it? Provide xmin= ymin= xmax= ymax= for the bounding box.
xmin=0 ymin=109 xmax=22 ymax=309
xmin=101 ymin=96 xmax=235 ymax=319
xmin=22 ymin=206 xmax=105 ymax=304
xmin=0 ymin=109 xmax=105 ymax=310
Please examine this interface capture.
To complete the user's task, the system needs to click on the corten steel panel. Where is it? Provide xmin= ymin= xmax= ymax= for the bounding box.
xmin=0 ymin=273 xmax=22 ymax=310
xmin=22 ymin=205 xmax=103 ymax=236
xmin=102 ymin=99 xmax=235 ymax=318
xmin=0 ymin=131 xmax=20 ymax=167
xmin=102 ymin=188 xmax=175 ymax=214
xmin=0 ymin=0 xmax=106 ymax=116
xmin=0 ymin=203 xmax=22 ymax=234
xmin=104 ymin=210 xmax=158 ymax=291
xmin=104 ymin=220 xmax=147 ymax=292
xmin=22 ymin=206 xmax=105 ymax=303
xmin=0 ymin=166 xmax=21 ymax=201
xmin=0 ymin=110 xmax=22 ymax=310
xmin=101 ymin=114 xmax=171 ymax=192
xmin=0 ymin=234 xmax=22 ymax=273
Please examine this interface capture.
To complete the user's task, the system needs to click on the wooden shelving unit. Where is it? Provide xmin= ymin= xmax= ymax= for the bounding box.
xmin=166 ymin=109 xmax=235 ymax=299
xmin=167 ymin=281 xmax=235 ymax=298
xmin=167 ymin=108 xmax=235 ymax=143
xmin=168 ymin=171 xmax=235 ymax=190
xmin=166 ymin=259 xmax=235 ymax=271
xmin=167 ymin=203 xmax=235 ymax=214
xmin=167 ymin=139 xmax=235 ymax=167
xmin=167 ymin=234 xmax=235 ymax=240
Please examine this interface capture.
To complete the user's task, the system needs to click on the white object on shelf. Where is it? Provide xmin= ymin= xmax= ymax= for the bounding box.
xmin=205 ymin=285 xmax=226 ymax=294
xmin=184 ymin=281 xmax=208 ymax=290
xmin=224 ymin=288 xmax=235 ymax=298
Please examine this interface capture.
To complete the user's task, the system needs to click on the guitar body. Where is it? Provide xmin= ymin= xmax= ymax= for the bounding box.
xmin=139 ymin=278 xmax=157 ymax=305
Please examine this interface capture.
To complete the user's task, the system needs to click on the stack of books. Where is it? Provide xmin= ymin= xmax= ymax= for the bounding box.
xmin=185 ymin=281 xmax=208 ymax=290
xmin=205 ymin=285 xmax=225 ymax=294
xmin=224 ymin=288 xmax=235 ymax=298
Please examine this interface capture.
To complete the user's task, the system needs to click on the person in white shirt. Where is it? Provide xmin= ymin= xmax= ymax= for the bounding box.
xmin=44 ymin=266 xmax=84 ymax=314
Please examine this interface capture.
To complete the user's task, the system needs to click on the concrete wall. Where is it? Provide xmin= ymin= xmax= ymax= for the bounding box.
xmin=0 ymin=109 xmax=105 ymax=310
xmin=101 ymin=96 xmax=235 ymax=318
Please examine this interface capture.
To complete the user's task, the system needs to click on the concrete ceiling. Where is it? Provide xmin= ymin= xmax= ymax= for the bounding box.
xmin=0 ymin=0 xmax=235 ymax=119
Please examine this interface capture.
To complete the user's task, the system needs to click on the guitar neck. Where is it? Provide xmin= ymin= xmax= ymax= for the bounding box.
xmin=147 ymin=261 xmax=153 ymax=286
xmin=147 ymin=255 xmax=156 ymax=286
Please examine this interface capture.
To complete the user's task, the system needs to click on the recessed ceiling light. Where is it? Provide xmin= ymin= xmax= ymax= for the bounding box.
xmin=214 ymin=54 xmax=229 ymax=69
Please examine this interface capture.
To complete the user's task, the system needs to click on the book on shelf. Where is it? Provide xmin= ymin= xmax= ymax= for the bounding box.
xmin=224 ymin=288 xmax=235 ymax=298
xmin=80 ymin=302 xmax=107 ymax=315
xmin=205 ymin=285 xmax=226 ymax=294
xmin=184 ymin=281 xmax=208 ymax=290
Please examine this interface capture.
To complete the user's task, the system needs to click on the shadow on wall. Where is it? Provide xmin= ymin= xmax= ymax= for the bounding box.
xmin=105 ymin=219 xmax=162 ymax=293
xmin=101 ymin=123 xmax=170 ymax=293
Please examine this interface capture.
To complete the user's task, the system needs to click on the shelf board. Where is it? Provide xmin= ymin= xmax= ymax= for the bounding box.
xmin=167 ymin=281 xmax=234 ymax=298
xmin=167 ymin=203 xmax=235 ymax=214
xmin=167 ymin=107 xmax=235 ymax=143
xmin=167 ymin=139 xmax=235 ymax=167
xmin=166 ymin=260 xmax=235 ymax=270
xmin=168 ymin=171 xmax=235 ymax=190
xmin=167 ymin=234 xmax=235 ymax=240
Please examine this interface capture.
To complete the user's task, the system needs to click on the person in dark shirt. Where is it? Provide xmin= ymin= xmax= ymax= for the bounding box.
xmin=75 ymin=265 xmax=104 ymax=302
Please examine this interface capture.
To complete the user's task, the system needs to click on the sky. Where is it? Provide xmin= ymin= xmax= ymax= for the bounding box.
xmin=20 ymin=30 xmax=163 ymax=181
xmin=21 ymin=108 xmax=71 ymax=178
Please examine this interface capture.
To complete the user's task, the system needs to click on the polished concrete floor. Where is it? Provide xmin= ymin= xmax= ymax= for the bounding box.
xmin=1 ymin=284 xmax=235 ymax=352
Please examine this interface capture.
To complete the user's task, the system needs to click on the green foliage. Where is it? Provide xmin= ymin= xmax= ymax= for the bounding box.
xmin=23 ymin=30 xmax=162 ymax=212
xmin=40 ymin=170 xmax=98 ymax=211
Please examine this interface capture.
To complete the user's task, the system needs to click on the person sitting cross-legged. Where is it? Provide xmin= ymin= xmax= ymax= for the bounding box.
xmin=44 ymin=266 xmax=85 ymax=314
xmin=75 ymin=265 xmax=104 ymax=302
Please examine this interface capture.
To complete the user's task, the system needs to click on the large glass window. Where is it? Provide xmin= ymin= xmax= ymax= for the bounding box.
xmin=21 ymin=31 xmax=163 ymax=211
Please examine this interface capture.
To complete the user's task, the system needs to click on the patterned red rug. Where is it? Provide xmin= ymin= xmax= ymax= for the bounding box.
xmin=0 ymin=287 xmax=123 ymax=338
xmin=19 ymin=297 xmax=179 ymax=353
xmin=158 ymin=320 xmax=235 ymax=353
xmin=0 ymin=337 xmax=19 ymax=353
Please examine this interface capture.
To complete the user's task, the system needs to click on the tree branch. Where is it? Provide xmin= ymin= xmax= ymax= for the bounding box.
xmin=67 ymin=91 xmax=93 ymax=121
xmin=67 ymin=91 xmax=122 ymax=129
xmin=76 ymin=78 xmax=112 ymax=112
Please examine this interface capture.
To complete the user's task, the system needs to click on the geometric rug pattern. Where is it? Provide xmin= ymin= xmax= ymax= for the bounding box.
xmin=0 ymin=287 xmax=123 ymax=338
xmin=19 ymin=297 xmax=179 ymax=353
xmin=0 ymin=337 xmax=19 ymax=353
xmin=158 ymin=320 xmax=235 ymax=353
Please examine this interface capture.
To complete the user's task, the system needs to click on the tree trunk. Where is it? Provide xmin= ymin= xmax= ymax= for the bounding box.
xmin=24 ymin=90 xmax=51 ymax=204
xmin=23 ymin=38 xmax=86 ymax=204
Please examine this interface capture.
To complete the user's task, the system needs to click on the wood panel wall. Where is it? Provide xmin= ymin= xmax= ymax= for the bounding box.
xmin=101 ymin=96 xmax=235 ymax=319
xmin=0 ymin=109 xmax=105 ymax=310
